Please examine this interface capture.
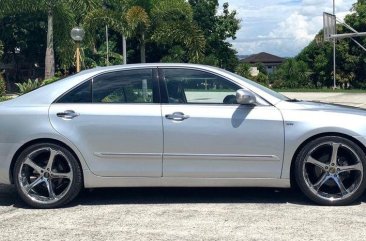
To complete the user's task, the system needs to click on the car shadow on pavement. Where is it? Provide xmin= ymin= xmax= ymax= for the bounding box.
xmin=73 ymin=187 xmax=313 ymax=206
xmin=74 ymin=187 xmax=366 ymax=207
xmin=0 ymin=184 xmax=24 ymax=207
xmin=75 ymin=187 xmax=366 ymax=207
xmin=1 ymin=184 xmax=366 ymax=208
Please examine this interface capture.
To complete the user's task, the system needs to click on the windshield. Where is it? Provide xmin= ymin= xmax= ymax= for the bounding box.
xmin=223 ymin=70 xmax=290 ymax=101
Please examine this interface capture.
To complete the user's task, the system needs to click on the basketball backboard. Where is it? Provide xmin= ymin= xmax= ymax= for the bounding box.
xmin=323 ymin=12 xmax=336 ymax=41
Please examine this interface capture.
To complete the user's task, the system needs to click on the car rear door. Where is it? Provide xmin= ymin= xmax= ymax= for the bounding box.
xmin=49 ymin=68 xmax=163 ymax=177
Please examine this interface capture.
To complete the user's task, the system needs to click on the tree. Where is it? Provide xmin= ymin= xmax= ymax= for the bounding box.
xmin=296 ymin=38 xmax=332 ymax=87
xmin=296 ymin=0 xmax=366 ymax=88
xmin=83 ymin=0 xmax=132 ymax=64
xmin=273 ymin=59 xmax=310 ymax=88
xmin=126 ymin=6 xmax=150 ymax=63
xmin=189 ymin=0 xmax=240 ymax=70
xmin=0 ymin=40 xmax=4 ymax=96
xmin=0 ymin=0 xmax=99 ymax=78
xmin=256 ymin=72 xmax=269 ymax=85
xmin=150 ymin=0 xmax=206 ymax=63
xmin=0 ymin=0 xmax=239 ymax=77
xmin=84 ymin=0 xmax=205 ymax=64
xmin=235 ymin=63 xmax=251 ymax=79
xmin=0 ymin=12 xmax=48 ymax=85
xmin=83 ymin=34 xmax=123 ymax=68
xmin=0 ymin=40 xmax=3 ymax=59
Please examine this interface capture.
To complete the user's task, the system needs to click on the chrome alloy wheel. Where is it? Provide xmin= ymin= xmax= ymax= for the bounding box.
xmin=18 ymin=147 xmax=73 ymax=205
xmin=303 ymin=142 xmax=363 ymax=202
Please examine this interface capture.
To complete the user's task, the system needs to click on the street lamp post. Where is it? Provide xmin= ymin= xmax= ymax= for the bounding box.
xmin=14 ymin=47 xmax=20 ymax=82
xmin=70 ymin=27 xmax=85 ymax=73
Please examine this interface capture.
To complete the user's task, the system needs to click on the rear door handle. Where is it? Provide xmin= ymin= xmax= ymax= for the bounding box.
xmin=165 ymin=112 xmax=190 ymax=121
xmin=56 ymin=110 xmax=79 ymax=119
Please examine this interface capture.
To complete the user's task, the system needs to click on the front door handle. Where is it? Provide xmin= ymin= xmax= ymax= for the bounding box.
xmin=165 ymin=112 xmax=190 ymax=121
xmin=56 ymin=110 xmax=79 ymax=119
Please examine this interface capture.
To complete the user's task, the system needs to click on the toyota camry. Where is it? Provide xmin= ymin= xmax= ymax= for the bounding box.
xmin=0 ymin=63 xmax=365 ymax=208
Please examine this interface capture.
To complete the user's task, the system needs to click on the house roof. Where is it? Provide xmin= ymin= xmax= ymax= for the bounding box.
xmin=242 ymin=52 xmax=285 ymax=64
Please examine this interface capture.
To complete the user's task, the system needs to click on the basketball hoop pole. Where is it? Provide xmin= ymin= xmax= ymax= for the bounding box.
xmin=323 ymin=6 xmax=366 ymax=89
xmin=333 ymin=0 xmax=336 ymax=89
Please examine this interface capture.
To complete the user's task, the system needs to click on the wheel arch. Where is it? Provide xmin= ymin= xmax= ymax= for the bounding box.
xmin=289 ymin=132 xmax=366 ymax=188
xmin=9 ymin=138 xmax=84 ymax=184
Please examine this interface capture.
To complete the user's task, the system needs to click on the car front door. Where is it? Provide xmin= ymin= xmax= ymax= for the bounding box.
xmin=160 ymin=68 xmax=284 ymax=178
xmin=49 ymin=68 xmax=163 ymax=177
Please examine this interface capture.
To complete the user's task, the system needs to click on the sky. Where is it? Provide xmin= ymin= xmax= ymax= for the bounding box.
xmin=218 ymin=0 xmax=356 ymax=57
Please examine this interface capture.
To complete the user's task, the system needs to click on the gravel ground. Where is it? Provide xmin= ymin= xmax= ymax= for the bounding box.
xmin=1 ymin=92 xmax=366 ymax=241
xmin=1 ymin=185 xmax=366 ymax=241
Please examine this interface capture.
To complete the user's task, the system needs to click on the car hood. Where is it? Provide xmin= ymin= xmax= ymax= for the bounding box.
xmin=276 ymin=100 xmax=366 ymax=138
xmin=276 ymin=100 xmax=366 ymax=115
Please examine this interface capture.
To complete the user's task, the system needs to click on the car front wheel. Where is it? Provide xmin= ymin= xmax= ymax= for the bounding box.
xmin=295 ymin=136 xmax=366 ymax=205
xmin=14 ymin=143 xmax=82 ymax=208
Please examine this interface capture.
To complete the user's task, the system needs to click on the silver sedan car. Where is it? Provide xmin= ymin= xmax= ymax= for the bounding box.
xmin=0 ymin=63 xmax=365 ymax=208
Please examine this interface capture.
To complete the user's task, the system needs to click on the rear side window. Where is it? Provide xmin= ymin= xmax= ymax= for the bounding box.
xmin=56 ymin=69 xmax=154 ymax=104
xmin=93 ymin=69 xmax=153 ymax=103
xmin=57 ymin=80 xmax=92 ymax=103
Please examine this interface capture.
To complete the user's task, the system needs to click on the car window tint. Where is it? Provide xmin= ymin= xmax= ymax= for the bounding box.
xmin=93 ymin=69 xmax=153 ymax=103
xmin=163 ymin=69 xmax=240 ymax=104
xmin=57 ymin=80 xmax=92 ymax=103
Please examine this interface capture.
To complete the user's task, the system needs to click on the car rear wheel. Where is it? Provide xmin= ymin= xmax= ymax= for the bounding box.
xmin=295 ymin=136 xmax=366 ymax=205
xmin=14 ymin=143 xmax=82 ymax=208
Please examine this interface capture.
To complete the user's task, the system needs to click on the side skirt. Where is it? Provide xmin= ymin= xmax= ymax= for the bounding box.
xmin=83 ymin=170 xmax=290 ymax=188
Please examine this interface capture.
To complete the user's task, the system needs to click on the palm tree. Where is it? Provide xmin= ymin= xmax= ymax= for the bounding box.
xmin=83 ymin=0 xmax=206 ymax=65
xmin=125 ymin=6 xmax=150 ymax=63
xmin=84 ymin=0 xmax=154 ymax=64
xmin=0 ymin=0 xmax=99 ymax=79
xmin=84 ymin=0 xmax=132 ymax=64
xmin=150 ymin=0 xmax=205 ymax=62
xmin=84 ymin=0 xmax=205 ymax=64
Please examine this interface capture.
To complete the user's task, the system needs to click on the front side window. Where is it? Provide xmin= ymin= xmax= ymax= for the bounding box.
xmin=57 ymin=69 xmax=154 ymax=104
xmin=162 ymin=68 xmax=241 ymax=104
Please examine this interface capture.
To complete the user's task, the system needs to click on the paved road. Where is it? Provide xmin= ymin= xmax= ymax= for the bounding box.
xmin=1 ymin=185 xmax=366 ymax=241
xmin=2 ymin=92 xmax=366 ymax=241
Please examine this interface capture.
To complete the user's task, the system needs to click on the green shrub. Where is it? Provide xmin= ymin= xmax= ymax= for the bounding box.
xmin=255 ymin=72 xmax=269 ymax=84
xmin=43 ymin=76 xmax=60 ymax=85
xmin=270 ymin=79 xmax=284 ymax=89
xmin=15 ymin=79 xmax=42 ymax=94
xmin=0 ymin=96 xmax=10 ymax=102
xmin=235 ymin=63 xmax=251 ymax=79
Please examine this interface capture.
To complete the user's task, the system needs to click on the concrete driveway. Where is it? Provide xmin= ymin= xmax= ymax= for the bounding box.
xmin=1 ymin=185 xmax=366 ymax=241
xmin=1 ymin=92 xmax=366 ymax=241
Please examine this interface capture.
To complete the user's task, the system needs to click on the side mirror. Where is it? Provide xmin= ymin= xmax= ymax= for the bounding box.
xmin=236 ymin=89 xmax=256 ymax=105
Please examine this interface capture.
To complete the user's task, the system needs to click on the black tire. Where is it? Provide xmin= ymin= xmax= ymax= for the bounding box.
xmin=13 ymin=143 xmax=83 ymax=208
xmin=295 ymin=136 xmax=366 ymax=205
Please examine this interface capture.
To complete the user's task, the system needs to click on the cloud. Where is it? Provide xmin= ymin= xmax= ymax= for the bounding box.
xmin=219 ymin=0 xmax=355 ymax=57
xmin=266 ymin=12 xmax=321 ymax=56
